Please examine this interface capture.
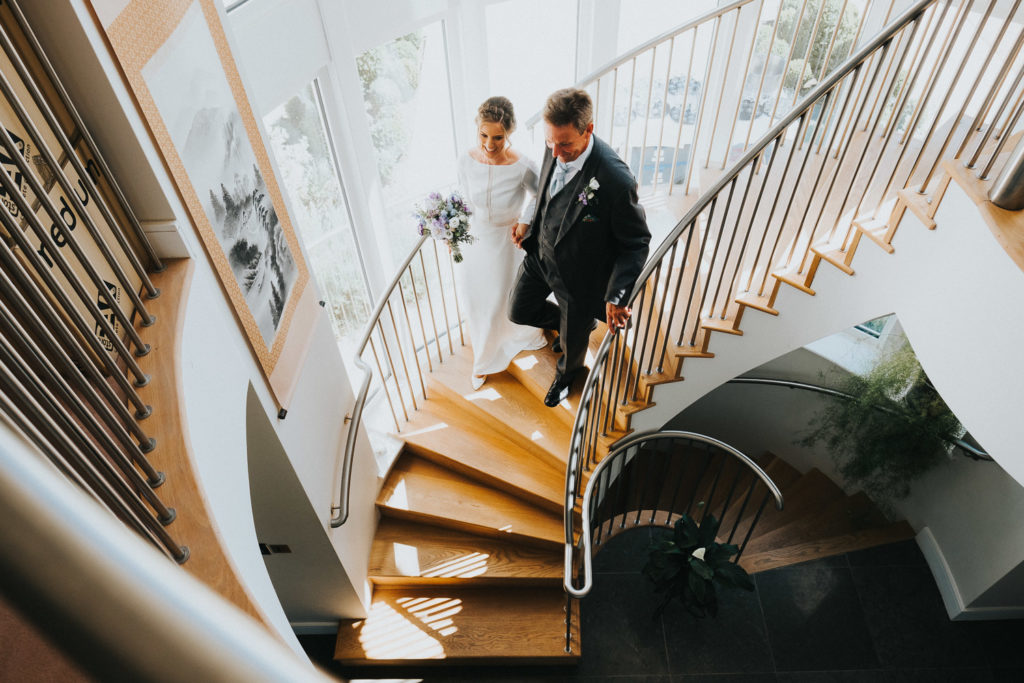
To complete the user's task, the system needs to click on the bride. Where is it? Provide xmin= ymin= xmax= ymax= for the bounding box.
xmin=455 ymin=96 xmax=546 ymax=390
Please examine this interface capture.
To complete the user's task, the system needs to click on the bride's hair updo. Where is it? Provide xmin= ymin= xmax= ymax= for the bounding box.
xmin=477 ymin=96 xmax=517 ymax=134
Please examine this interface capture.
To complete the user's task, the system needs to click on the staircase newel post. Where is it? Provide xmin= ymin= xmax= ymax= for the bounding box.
xmin=987 ymin=134 xmax=1024 ymax=210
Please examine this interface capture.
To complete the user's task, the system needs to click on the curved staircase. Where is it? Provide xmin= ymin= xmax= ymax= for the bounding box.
xmin=333 ymin=334 xmax=911 ymax=667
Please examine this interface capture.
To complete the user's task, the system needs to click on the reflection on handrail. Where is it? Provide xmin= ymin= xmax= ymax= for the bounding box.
xmin=728 ymin=377 xmax=993 ymax=461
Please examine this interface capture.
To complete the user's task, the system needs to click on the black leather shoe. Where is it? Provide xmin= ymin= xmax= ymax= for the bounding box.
xmin=544 ymin=373 xmax=573 ymax=407
xmin=551 ymin=320 xmax=598 ymax=354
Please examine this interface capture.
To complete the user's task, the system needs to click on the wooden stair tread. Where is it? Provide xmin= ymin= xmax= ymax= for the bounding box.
xmin=427 ymin=351 xmax=571 ymax=470
xmin=897 ymin=188 xmax=937 ymax=229
xmin=735 ymin=291 xmax=779 ymax=315
xmin=700 ymin=315 xmax=743 ymax=336
xmin=751 ymin=469 xmax=843 ymax=536
xmin=810 ymin=243 xmax=855 ymax=274
xmin=739 ymin=522 xmax=916 ymax=573
xmin=334 ymin=585 xmax=579 ymax=665
xmin=772 ymin=268 xmax=815 ymax=295
xmin=398 ymin=398 xmax=563 ymax=512
xmin=370 ymin=518 xmax=562 ymax=585
xmin=377 ymin=455 xmax=563 ymax=548
xmin=505 ymin=342 xmax=585 ymax=429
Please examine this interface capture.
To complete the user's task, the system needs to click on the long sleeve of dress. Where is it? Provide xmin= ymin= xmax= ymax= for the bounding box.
xmin=518 ymin=156 xmax=540 ymax=225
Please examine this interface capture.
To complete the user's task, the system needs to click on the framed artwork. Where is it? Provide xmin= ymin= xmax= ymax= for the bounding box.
xmin=90 ymin=0 xmax=315 ymax=407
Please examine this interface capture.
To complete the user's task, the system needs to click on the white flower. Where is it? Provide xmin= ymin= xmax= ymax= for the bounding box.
xmin=691 ymin=547 xmax=706 ymax=561
xmin=587 ymin=178 xmax=600 ymax=191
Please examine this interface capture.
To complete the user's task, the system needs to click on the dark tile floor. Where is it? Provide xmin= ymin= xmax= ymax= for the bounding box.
xmin=301 ymin=533 xmax=1024 ymax=682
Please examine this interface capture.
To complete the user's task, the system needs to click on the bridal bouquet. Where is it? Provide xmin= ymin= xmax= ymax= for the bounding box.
xmin=414 ymin=191 xmax=474 ymax=263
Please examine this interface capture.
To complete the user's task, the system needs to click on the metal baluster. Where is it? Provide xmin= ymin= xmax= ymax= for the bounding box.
xmin=0 ymin=197 xmax=152 ymax=418
xmin=955 ymin=17 xmax=1024 ymax=161
xmin=0 ymin=398 xmax=173 ymax=558
xmin=655 ymin=240 xmax=684 ymax=373
xmin=816 ymin=41 xmax=894 ymax=243
xmin=712 ymin=165 xmax=757 ymax=318
xmin=0 ymin=265 xmax=153 ymax=446
xmin=637 ymin=46 xmax=659 ymax=185
xmin=820 ymin=0 xmax=879 ymax=146
xmin=780 ymin=95 xmax=839 ymax=270
xmin=725 ymin=140 xmax=781 ymax=300
xmin=904 ymin=0 xmax=991 ymax=192
xmin=0 ymin=128 xmax=151 ymax=382
xmin=603 ymin=334 xmax=623 ymax=434
xmin=368 ymin=336 xmax=400 ymax=432
xmin=647 ymin=247 xmax=675 ymax=375
xmin=431 ymin=242 xmax=454 ymax=356
xmin=707 ymin=9 xmax=742 ymax=170
xmin=721 ymin=0 xmax=766 ymax=168
xmin=741 ymin=130 xmax=793 ymax=292
xmin=756 ymin=114 xmax=809 ymax=294
xmin=871 ymin=4 xmax=955 ymax=204
xmin=377 ymin=319 xmax=409 ymax=423
xmin=5 ymin=0 xmax=164 ymax=272
xmin=609 ymin=67 xmax=620 ymax=148
xmin=968 ymin=59 xmax=1024 ymax=167
xmin=447 ymin=244 xmax=465 ymax=346
xmin=630 ymin=263 xmax=660 ymax=401
xmin=681 ymin=206 xmax=716 ymax=347
xmin=0 ymin=24 xmax=161 ymax=303
xmin=881 ymin=2 xmax=942 ymax=140
xmin=407 ymin=265 xmax=434 ymax=373
xmin=696 ymin=178 xmax=736 ymax=323
xmin=0 ymin=300 xmax=163 ymax=487
xmin=796 ymin=0 xmax=850 ymax=153
xmin=725 ymin=479 xmax=757 ymax=545
xmin=766 ymin=0 xmax=812 ymax=132
xmin=397 ymin=278 xmax=427 ymax=401
xmin=743 ymin=0 xmax=784 ymax=155
xmin=624 ymin=59 xmax=638 ymax=174
xmin=0 ymin=84 xmax=155 ymax=349
xmin=922 ymin=0 xmax=1015 ymax=188
xmin=386 ymin=302 xmax=418 ymax=412
xmin=669 ymin=29 xmax=698 ymax=194
xmin=652 ymin=37 xmax=675 ymax=194
xmin=736 ymin=494 xmax=771 ymax=558
xmin=979 ymin=95 xmax=1024 ymax=179
xmin=790 ymin=0 xmax=828 ymax=111
xmin=0 ymin=347 xmax=187 ymax=562
xmin=622 ymin=287 xmax=646 ymax=405
xmin=418 ymin=250 xmax=443 ymax=364
xmin=687 ymin=17 xmax=722 ymax=194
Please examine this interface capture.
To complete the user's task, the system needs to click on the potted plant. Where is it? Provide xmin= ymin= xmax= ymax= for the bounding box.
xmin=642 ymin=506 xmax=754 ymax=618
xmin=800 ymin=341 xmax=965 ymax=502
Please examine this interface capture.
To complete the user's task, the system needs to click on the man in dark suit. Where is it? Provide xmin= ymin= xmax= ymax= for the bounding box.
xmin=509 ymin=88 xmax=651 ymax=407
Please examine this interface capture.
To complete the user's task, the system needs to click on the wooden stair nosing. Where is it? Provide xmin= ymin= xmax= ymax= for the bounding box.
xmin=334 ymin=585 xmax=579 ymax=665
xmin=772 ymin=268 xmax=816 ymax=295
xmin=897 ymin=187 xmax=937 ymax=229
xmin=426 ymin=368 xmax=570 ymax=472
xmin=369 ymin=518 xmax=562 ymax=586
xmin=810 ymin=244 xmax=855 ymax=275
xmin=398 ymin=400 xmax=564 ymax=514
xmin=377 ymin=456 xmax=563 ymax=549
xmin=738 ymin=521 xmax=916 ymax=574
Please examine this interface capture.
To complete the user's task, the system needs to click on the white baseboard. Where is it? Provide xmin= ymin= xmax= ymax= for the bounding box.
xmin=291 ymin=622 xmax=340 ymax=635
xmin=917 ymin=527 xmax=1024 ymax=621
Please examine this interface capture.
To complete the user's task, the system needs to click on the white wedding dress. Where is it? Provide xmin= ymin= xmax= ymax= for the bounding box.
xmin=455 ymin=152 xmax=546 ymax=382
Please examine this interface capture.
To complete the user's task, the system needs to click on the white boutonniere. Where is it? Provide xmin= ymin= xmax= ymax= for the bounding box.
xmin=577 ymin=177 xmax=600 ymax=206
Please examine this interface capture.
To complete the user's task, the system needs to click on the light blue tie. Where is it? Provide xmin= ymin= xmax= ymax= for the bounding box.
xmin=550 ymin=162 xmax=569 ymax=196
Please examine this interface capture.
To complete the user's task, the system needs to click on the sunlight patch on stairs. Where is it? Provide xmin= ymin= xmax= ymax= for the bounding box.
xmin=383 ymin=479 xmax=409 ymax=510
xmin=420 ymin=552 xmax=490 ymax=579
xmin=354 ymin=596 xmax=464 ymax=659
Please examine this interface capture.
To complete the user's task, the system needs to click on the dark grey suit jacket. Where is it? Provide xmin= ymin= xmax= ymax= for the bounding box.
xmin=522 ymin=135 xmax=651 ymax=316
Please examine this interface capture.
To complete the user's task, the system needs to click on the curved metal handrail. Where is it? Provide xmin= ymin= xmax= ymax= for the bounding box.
xmin=567 ymin=429 xmax=784 ymax=598
xmin=564 ymin=0 xmax=940 ymax=580
xmin=331 ymin=235 xmax=431 ymax=527
xmin=728 ymin=376 xmax=993 ymax=461
xmin=523 ymin=0 xmax=757 ymax=129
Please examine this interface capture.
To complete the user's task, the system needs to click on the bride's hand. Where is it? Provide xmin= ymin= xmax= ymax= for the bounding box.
xmin=511 ymin=222 xmax=528 ymax=248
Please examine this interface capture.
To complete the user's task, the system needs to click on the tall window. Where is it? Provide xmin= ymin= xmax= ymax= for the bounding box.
xmin=265 ymin=81 xmax=371 ymax=362
xmin=357 ymin=22 xmax=458 ymax=267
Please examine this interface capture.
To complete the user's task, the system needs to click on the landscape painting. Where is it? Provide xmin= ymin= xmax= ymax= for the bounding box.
xmin=142 ymin=2 xmax=297 ymax=348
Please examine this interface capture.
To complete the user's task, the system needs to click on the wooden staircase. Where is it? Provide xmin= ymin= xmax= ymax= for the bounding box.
xmin=333 ymin=334 xmax=912 ymax=668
